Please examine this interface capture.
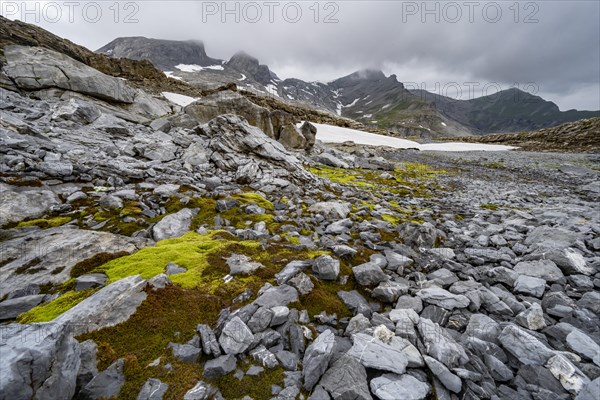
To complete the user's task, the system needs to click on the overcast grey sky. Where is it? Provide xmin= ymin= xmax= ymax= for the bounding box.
xmin=3 ymin=1 xmax=599 ymax=110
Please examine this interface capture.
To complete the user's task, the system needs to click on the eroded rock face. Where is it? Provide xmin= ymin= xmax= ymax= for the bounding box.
xmin=3 ymin=46 xmax=137 ymax=103
xmin=199 ymin=114 xmax=316 ymax=185
xmin=53 ymin=275 xmax=148 ymax=335
xmin=0 ymin=323 xmax=81 ymax=400
xmin=0 ymin=227 xmax=147 ymax=298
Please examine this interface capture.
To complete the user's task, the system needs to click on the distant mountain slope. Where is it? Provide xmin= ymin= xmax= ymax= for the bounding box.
xmin=444 ymin=117 xmax=600 ymax=153
xmin=413 ymin=88 xmax=599 ymax=134
xmin=95 ymin=36 xmax=599 ymax=137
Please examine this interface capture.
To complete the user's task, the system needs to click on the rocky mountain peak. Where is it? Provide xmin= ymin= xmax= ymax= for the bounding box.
xmin=227 ymin=51 xmax=279 ymax=85
xmin=96 ymin=36 xmax=222 ymax=70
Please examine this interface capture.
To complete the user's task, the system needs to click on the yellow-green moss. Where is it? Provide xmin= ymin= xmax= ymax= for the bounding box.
xmin=480 ymin=203 xmax=500 ymax=211
xmin=17 ymin=216 xmax=72 ymax=229
xmin=17 ymin=289 xmax=95 ymax=323
xmin=233 ymin=192 xmax=274 ymax=211
xmin=96 ymin=232 xmax=256 ymax=289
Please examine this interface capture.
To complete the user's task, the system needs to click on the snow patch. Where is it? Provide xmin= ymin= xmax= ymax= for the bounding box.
xmin=238 ymin=73 xmax=247 ymax=81
xmin=301 ymin=123 xmax=517 ymax=152
xmin=164 ymin=71 xmax=183 ymax=81
xmin=344 ymin=98 xmax=360 ymax=108
xmin=266 ymin=84 xmax=280 ymax=97
xmin=162 ymin=92 xmax=199 ymax=107
xmin=175 ymin=64 xmax=224 ymax=72
xmin=441 ymin=122 xmax=447 ymax=127
xmin=381 ymin=104 xmax=391 ymax=110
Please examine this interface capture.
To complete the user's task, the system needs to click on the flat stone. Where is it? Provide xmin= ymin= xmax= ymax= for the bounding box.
xmin=498 ymin=324 xmax=555 ymax=365
xmin=302 ymin=330 xmax=336 ymax=391
xmin=203 ymin=354 xmax=237 ymax=379
xmin=370 ymin=373 xmax=431 ymax=400
xmin=347 ymin=332 xmax=408 ymax=374
xmin=416 ymin=287 xmax=470 ymax=310
xmin=152 ymin=208 xmax=198 ymax=241
xmin=514 ymin=259 xmax=564 ymax=282
xmin=312 ymin=255 xmax=340 ymax=281
xmin=319 ymin=354 xmax=371 ymax=400
xmin=0 ymin=294 xmax=46 ymax=320
xmin=137 ymin=378 xmax=168 ymax=400
xmin=514 ymin=275 xmax=546 ymax=298
xmin=424 ymin=355 xmax=462 ymax=393
xmin=79 ymin=358 xmax=125 ymax=400
xmin=74 ymin=273 xmax=108 ymax=291
xmin=254 ymin=284 xmax=298 ymax=308
xmin=226 ymin=253 xmax=264 ymax=275
xmin=352 ymin=262 xmax=388 ymax=286
xmin=219 ymin=316 xmax=254 ymax=355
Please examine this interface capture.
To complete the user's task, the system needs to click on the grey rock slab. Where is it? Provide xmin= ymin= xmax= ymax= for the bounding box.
xmin=566 ymin=329 xmax=600 ymax=364
xmin=302 ymin=330 xmax=336 ymax=391
xmin=183 ymin=381 xmax=220 ymax=400
xmin=219 ymin=316 xmax=254 ymax=355
xmin=203 ymin=354 xmax=237 ymax=379
xmin=513 ymin=275 xmax=546 ymax=298
xmin=0 ymin=294 xmax=45 ymax=320
xmin=463 ymin=313 xmax=500 ymax=343
xmin=312 ymin=255 xmax=340 ymax=281
xmin=372 ymin=280 xmax=409 ymax=303
xmin=416 ymin=287 xmax=470 ymax=310
xmin=319 ymin=354 xmax=372 ymax=400
xmin=276 ymin=350 xmax=299 ymax=371
xmin=137 ymin=378 xmax=168 ymax=400
xmin=347 ymin=332 xmax=409 ymax=374
xmin=0 ymin=226 xmax=146 ymax=298
xmin=169 ymin=342 xmax=201 ymax=363
xmin=515 ymin=303 xmax=547 ymax=331
xmin=498 ymin=324 xmax=555 ymax=365
xmin=226 ymin=253 xmax=264 ymax=275
xmin=308 ymin=202 xmax=351 ymax=219
xmin=54 ymin=275 xmax=147 ymax=335
xmin=370 ymin=373 xmax=431 ymax=400
xmin=274 ymin=260 xmax=311 ymax=284
xmin=79 ymin=358 xmax=125 ymax=400
xmin=0 ymin=183 xmax=60 ymax=227
xmin=254 ymin=284 xmax=298 ymax=308
xmin=250 ymin=345 xmax=279 ymax=369
xmin=288 ymin=272 xmax=314 ymax=295
xmin=418 ymin=318 xmax=468 ymax=368
xmin=546 ymin=354 xmax=591 ymax=394
xmin=3 ymin=45 xmax=136 ymax=103
xmin=74 ymin=273 xmax=108 ymax=291
xmin=152 ymin=208 xmax=198 ymax=241
xmin=484 ymin=354 xmax=513 ymax=382
xmin=338 ymin=290 xmax=372 ymax=317
xmin=424 ymin=355 xmax=462 ymax=393
xmin=576 ymin=377 xmax=600 ymax=400
xmin=0 ymin=322 xmax=81 ymax=400
xmin=514 ymin=259 xmax=564 ymax=282
xmin=352 ymin=262 xmax=388 ymax=286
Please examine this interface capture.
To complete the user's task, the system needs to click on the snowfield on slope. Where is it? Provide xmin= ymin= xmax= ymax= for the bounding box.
xmin=306 ymin=123 xmax=517 ymax=152
xmin=162 ymin=92 xmax=198 ymax=107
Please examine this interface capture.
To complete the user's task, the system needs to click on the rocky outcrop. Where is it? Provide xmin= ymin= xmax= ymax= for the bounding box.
xmin=199 ymin=114 xmax=316 ymax=185
xmin=0 ymin=323 xmax=81 ymax=399
xmin=97 ymin=37 xmax=222 ymax=71
xmin=53 ymin=275 xmax=148 ymax=335
xmin=2 ymin=46 xmax=137 ymax=103
xmin=227 ymin=51 xmax=279 ymax=86
xmin=0 ymin=227 xmax=147 ymax=298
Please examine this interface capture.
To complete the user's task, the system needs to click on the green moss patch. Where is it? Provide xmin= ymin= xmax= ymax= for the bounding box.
xmin=480 ymin=203 xmax=500 ymax=211
xmin=17 ymin=289 xmax=95 ymax=323
xmin=16 ymin=216 xmax=72 ymax=229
